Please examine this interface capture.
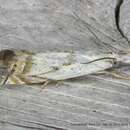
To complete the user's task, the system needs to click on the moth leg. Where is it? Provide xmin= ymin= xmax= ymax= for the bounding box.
xmin=16 ymin=74 xmax=47 ymax=85
xmin=97 ymin=70 xmax=130 ymax=80
xmin=40 ymin=79 xmax=51 ymax=90
xmin=8 ymin=75 xmax=25 ymax=84
xmin=109 ymin=71 xmax=130 ymax=80
xmin=55 ymin=80 xmax=64 ymax=87
xmin=1 ymin=64 xmax=17 ymax=86
xmin=1 ymin=74 xmax=10 ymax=86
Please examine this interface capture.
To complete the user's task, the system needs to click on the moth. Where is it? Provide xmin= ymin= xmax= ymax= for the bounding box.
xmin=0 ymin=49 xmax=130 ymax=87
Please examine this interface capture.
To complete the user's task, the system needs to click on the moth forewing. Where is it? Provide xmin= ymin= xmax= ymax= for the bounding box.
xmin=33 ymin=58 xmax=114 ymax=80
xmin=26 ymin=52 xmax=116 ymax=76
xmin=23 ymin=52 xmax=74 ymax=76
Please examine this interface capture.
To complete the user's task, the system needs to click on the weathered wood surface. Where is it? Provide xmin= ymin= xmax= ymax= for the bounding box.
xmin=120 ymin=0 xmax=130 ymax=42
xmin=0 ymin=73 xmax=130 ymax=130
xmin=0 ymin=0 xmax=130 ymax=130
xmin=0 ymin=0 xmax=129 ymax=53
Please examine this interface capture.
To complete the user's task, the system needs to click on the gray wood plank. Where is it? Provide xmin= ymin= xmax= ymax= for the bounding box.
xmin=0 ymin=76 xmax=130 ymax=130
xmin=0 ymin=0 xmax=130 ymax=130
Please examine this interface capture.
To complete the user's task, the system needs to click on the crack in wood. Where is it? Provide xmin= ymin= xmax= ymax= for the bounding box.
xmin=115 ymin=0 xmax=130 ymax=43
xmin=0 ymin=120 xmax=67 ymax=130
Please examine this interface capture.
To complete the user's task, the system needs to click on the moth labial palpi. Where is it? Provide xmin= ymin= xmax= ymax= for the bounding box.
xmin=0 ymin=49 xmax=129 ymax=87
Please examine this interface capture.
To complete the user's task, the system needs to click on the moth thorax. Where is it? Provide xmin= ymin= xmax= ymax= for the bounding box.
xmin=12 ymin=54 xmax=32 ymax=74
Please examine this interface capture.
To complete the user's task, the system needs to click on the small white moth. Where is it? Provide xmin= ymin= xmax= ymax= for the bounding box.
xmin=0 ymin=49 xmax=129 ymax=86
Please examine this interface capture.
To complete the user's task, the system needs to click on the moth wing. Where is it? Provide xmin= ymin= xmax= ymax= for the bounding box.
xmin=25 ymin=52 xmax=115 ymax=81
xmin=26 ymin=52 xmax=71 ymax=76
xmin=27 ymin=52 xmax=114 ymax=75
xmin=26 ymin=52 xmax=92 ymax=76
xmin=36 ymin=59 xmax=113 ymax=80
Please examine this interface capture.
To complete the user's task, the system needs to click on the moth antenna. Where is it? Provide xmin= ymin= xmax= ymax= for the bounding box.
xmin=2 ymin=73 xmax=10 ymax=86
xmin=82 ymin=57 xmax=117 ymax=64
xmin=2 ymin=64 xmax=17 ymax=86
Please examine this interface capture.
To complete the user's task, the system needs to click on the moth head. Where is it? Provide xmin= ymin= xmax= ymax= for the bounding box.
xmin=0 ymin=49 xmax=16 ymax=85
xmin=0 ymin=49 xmax=16 ymax=65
